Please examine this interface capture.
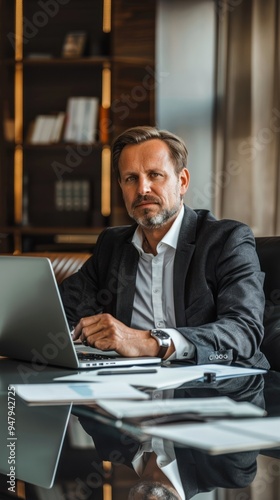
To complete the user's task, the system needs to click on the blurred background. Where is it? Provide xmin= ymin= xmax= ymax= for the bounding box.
xmin=157 ymin=0 xmax=280 ymax=236
xmin=0 ymin=2 xmax=279 ymax=500
xmin=0 ymin=0 xmax=279 ymax=252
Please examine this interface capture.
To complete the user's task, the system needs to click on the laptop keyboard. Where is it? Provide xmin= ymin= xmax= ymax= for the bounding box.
xmin=77 ymin=352 xmax=116 ymax=361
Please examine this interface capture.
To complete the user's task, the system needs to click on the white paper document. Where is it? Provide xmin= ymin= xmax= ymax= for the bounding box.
xmin=54 ymin=364 xmax=266 ymax=390
xmin=95 ymin=397 xmax=266 ymax=423
xmin=141 ymin=417 xmax=280 ymax=455
xmin=184 ymin=364 xmax=267 ymax=379
xmin=54 ymin=365 xmax=204 ymax=389
xmin=14 ymin=382 xmax=149 ymax=405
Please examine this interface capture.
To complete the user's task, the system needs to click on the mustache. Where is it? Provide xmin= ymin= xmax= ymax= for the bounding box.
xmin=132 ymin=195 xmax=161 ymax=209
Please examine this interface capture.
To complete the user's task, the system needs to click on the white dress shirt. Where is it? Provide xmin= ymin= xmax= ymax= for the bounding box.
xmin=131 ymin=206 xmax=195 ymax=360
xmin=131 ymin=436 xmax=185 ymax=500
xmin=130 ymin=209 xmax=193 ymax=498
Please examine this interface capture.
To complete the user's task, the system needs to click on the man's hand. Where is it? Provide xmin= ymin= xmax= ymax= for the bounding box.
xmin=72 ymin=313 xmax=174 ymax=358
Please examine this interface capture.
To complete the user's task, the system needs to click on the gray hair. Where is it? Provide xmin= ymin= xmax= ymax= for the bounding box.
xmin=128 ymin=480 xmax=179 ymax=500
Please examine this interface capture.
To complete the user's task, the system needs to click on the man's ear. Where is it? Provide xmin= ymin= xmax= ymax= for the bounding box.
xmin=180 ymin=168 xmax=190 ymax=195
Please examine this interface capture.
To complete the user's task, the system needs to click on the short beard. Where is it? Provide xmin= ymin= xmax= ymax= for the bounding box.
xmin=129 ymin=205 xmax=180 ymax=229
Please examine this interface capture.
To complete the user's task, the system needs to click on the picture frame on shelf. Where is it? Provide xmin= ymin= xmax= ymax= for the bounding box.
xmin=61 ymin=32 xmax=87 ymax=58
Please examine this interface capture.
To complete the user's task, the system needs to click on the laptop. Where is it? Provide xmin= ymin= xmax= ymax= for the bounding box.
xmin=0 ymin=391 xmax=71 ymax=488
xmin=0 ymin=256 xmax=161 ymax=369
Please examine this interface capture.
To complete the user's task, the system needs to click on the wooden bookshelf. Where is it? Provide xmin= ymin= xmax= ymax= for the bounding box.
xmin=0 ymin=0 xmax=156 ymax=253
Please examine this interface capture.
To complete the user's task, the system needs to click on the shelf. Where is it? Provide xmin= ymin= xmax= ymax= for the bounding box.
xmin=23 ymin=56 xmax=111 ymax=66
xmin=0 ymin=226 xmax=104 ymax=235
xmin=0 ymin=226 xmax=104 ymax=252
xmin=0 ymin=0 xmax=156 ymax=252
xmin=22 ymin=142 xmax=105 ymax=150
xmin=3 ymin=55 xmax=154 ymax=66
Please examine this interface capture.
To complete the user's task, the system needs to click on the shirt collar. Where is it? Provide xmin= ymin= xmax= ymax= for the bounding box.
xmin=132 ymin=205 xmax=184 ymax=254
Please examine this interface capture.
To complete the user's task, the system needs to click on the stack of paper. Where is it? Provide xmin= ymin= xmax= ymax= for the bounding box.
xmin=54 ymin=364 xmax=267 ymax=390
xmin=13 ymin=382 xmax=149 ymax=406
xmin=95 ymin=397 xmax=266 ymax=425
xmin=141 ymin=417 xmax=280 ymax=455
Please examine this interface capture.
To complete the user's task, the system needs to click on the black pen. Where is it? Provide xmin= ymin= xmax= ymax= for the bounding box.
xmin=97 ymin=369 xmax=158 ymax=375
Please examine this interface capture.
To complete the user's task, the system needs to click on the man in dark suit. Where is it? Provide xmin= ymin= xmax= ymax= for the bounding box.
xmin=60 ymin=126 xmax=269 ymax=368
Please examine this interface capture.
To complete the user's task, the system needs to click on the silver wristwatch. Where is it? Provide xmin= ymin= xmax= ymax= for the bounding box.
xmin=150 ymin=329 xmax=171 ymax=358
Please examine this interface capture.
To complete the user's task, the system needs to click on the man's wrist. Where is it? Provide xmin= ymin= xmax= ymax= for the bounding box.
xmin=150 ymin=329 xmax=172 ymax=358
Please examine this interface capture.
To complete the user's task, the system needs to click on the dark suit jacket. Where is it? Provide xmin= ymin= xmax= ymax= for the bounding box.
xmin=59 ymin=206 xmax=269 ymax=368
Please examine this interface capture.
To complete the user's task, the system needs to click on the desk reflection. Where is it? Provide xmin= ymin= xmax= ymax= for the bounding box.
xmin=77 ymin=375 xmax=266 ymax=500
xmin=1 ymin=357 xmax=280 ymax=500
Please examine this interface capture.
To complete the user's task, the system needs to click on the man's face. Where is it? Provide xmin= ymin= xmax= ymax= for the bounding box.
xmin=118 ymin=139 xmax=189 ymax=229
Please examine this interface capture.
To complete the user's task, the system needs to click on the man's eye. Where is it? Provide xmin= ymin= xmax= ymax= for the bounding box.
xmin=150 ymin=172 xmax=161 ymax=178
xmin=125 ymin=176 xmax=136 ymax=183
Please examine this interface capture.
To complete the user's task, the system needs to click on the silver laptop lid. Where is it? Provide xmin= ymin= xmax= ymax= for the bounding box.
xmin=0 ymin=256 xmax=161 ymax=369
xmin=0 ymin=256 xmax=80 ymax=369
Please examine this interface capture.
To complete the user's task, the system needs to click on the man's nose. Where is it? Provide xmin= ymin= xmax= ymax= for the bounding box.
xmin=138 ymin=176 xmax=151 ymax=194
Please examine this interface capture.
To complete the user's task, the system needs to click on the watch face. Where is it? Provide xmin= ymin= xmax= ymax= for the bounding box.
xmin=151 ymin=330 xmax=171 ymax=355
xmin=153 ymin=331 xmax=170 ymax=340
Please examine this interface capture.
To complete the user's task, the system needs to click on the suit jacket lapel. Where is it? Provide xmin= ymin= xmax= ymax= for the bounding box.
xmin=173 ymin=206 xmax=197 ymax=326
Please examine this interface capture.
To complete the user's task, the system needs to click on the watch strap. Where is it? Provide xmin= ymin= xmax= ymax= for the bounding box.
xmin=156 ymin=344 xmax=169 ymax=358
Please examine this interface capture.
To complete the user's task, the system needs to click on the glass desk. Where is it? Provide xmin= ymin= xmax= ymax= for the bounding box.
xmin=0 ymin=357 xmax=279 ymax=500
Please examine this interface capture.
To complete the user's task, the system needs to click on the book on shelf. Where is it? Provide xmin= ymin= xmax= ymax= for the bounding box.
xmin=40 ymin=116 xmax=57 ymax=143
xmin=51 ymin=112 xmax=66 ymax=142
xmin=63 ymin=96 xmax=99 ymax=144
xmin=63 ymin=97 xmax=78 ymax=143
xmin=63 ymin=180 xmax=73 ymax=211
xmin=54 ymin=179 xmax=91 ymax=212
xmin=28 ymin=95 xmax=99 ymax=145
xmin=29 ymin=115 xmax=47 ymax=144
xmin=29 ymin=112 xmax=66 ymax=144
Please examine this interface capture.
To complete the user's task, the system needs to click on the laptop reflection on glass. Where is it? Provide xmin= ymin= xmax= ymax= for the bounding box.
xmin=0 ymin=393 xmax=72 ymax=489
xmin=0 ymin=256 xmax=161 ymax=369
